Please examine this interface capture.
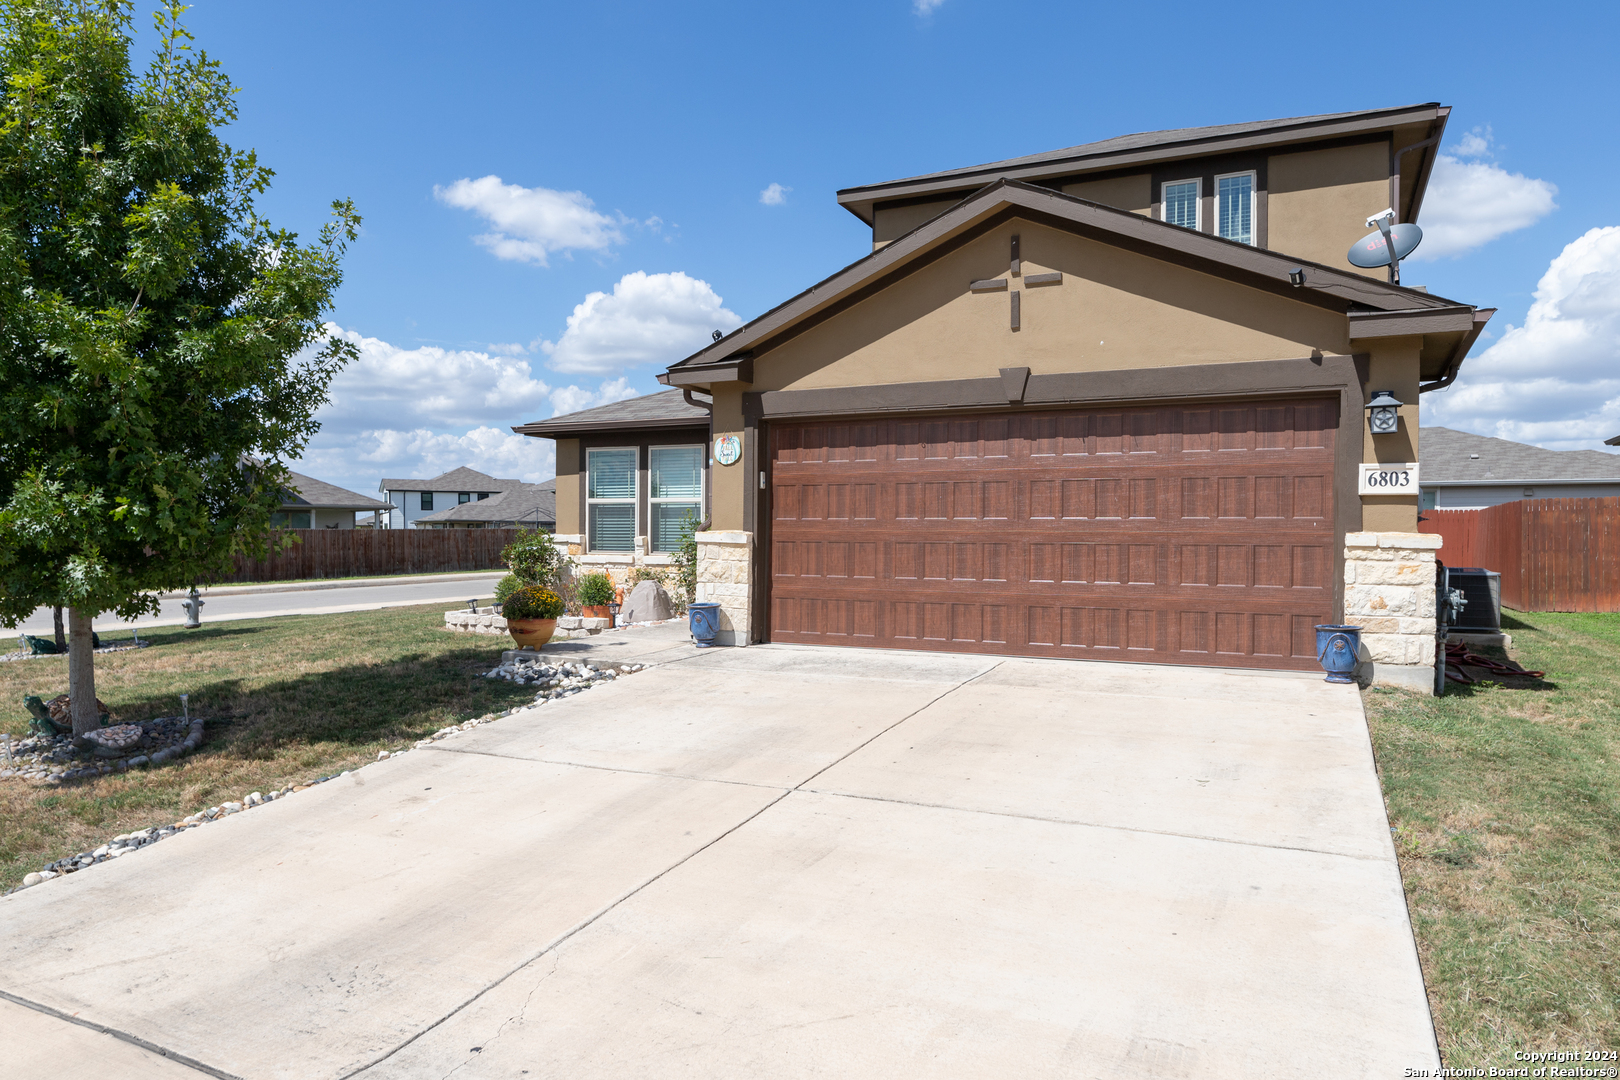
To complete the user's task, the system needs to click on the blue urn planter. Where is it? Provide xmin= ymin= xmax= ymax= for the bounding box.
xmin=1314 ymin=624 xmax=1363 ymax=683
xmin=688 ymin=602 xmax=723 ymax=648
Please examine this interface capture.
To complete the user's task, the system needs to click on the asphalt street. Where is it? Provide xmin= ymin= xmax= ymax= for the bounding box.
xmin=13 ymin=573 xmax=509 ymax=638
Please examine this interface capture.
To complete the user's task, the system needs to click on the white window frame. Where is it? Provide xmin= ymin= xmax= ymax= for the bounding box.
xmin=1160 ymin=178 xmax=1201 ymax=231
xmin=648 ymin=443 xmax=705 ymax=554
xmin=586 ymin=447 xmax=638 ymax=554
xmin=1214 ymin=170 xmax=1257 ymax=245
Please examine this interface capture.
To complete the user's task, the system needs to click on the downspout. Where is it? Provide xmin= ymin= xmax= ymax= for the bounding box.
xmin=1420 ymin=308 xmax=1495 ymax=394
xmin=682 ymin=388 xmax=713 ymax=412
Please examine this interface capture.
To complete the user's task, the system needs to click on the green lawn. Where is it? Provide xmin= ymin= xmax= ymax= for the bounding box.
xmin=1 ymin=605 xmax=535 ymax=892
xmin=1364 ymin=611 xmax=1620 ymax=1065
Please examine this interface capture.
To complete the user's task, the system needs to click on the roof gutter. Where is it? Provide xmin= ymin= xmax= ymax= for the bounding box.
xmin=1422 ymin=477 xmax=1620 ymax=487
xmin=1419 ymin=308 xmax=1495 ymax=394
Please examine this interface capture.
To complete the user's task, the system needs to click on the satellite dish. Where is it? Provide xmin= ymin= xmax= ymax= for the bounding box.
xmin=1348 ymin=222 xmax=1423 ymax=268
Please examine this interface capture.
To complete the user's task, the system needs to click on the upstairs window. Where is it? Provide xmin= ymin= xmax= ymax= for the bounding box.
xmin=649 ymin=445 xmax=703 ymax=554
xmin=420 ymin=492 xmax=433 ymax=511
xmin=587 ymin=448 xmax=637 ymax=552
xmin=1217 ymin=172 xmax=1255 ymax=245
xmin=458 ymin=492 xmax=471 ymax=504
xmin=1162 ymin=179 xmax=1200 ymax=230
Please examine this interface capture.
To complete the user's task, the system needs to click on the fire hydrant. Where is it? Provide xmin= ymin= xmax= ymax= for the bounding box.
xmin=182 ymin=586 xmax=205 ymax=629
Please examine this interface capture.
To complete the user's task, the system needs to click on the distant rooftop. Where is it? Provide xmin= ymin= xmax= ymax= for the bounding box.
xmin=1420 ymin=427 xmax=1620 ymax=484
xmin=414 ymin=481 xmax=556 ymax=527
xmin=378 ymin=466 xmax=523 ymax=493
xmin=513 ymin=390 xmax=710 ymax=438
xmin=281 ymin=471 xmax=392 ymax=512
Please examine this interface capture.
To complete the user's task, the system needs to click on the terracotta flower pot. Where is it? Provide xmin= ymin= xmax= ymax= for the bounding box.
xmin=506 ymin=618 xmax=558 ymax=650
xmin=581 ymin=605 xmax=613 ymax=620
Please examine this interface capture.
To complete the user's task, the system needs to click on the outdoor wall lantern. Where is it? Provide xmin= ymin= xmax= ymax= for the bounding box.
xmin=1366 ymin=390 xmax=1403 ymax=435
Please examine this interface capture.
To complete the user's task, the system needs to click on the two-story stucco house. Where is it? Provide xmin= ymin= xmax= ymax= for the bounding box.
xmin=518 ymin=104 xmax=1493 ymax=692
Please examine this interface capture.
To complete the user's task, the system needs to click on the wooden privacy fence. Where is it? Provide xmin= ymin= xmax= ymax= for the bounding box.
xmin=223 ymin=529 xmax=520 ymax=583
xmin=1418 ymin=498 xmax=1620 ymax=612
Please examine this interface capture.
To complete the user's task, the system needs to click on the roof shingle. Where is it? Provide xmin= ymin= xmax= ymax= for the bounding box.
xmin=1420 ymin=428 xmax=1620 ymax=483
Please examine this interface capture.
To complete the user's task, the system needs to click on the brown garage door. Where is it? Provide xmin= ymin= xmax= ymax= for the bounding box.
xmin=768 ymin=398 xmax=1338 ymax=670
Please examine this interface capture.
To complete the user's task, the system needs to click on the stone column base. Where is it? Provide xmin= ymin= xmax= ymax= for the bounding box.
xmin=695 ymin=530 xmax=753 ymax=647
xmin=1343 ymin=531 xmax=1442 ymax=693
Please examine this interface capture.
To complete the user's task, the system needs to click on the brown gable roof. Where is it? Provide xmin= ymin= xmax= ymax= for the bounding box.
xmin=281 ymin=471 xmax=394 ymax=512
xmin=662 ymin=178 xmax=1488 ymax=389
xmin=837 ymin=103 xmax=1449 ymax=224
xmin=513 ymin=389 xmax=710 ymax=438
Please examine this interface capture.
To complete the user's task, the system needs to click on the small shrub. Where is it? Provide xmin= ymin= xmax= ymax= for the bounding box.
xmin=674 ymin=518 xmax=707 ymax=603
xmin=503 ymin=586 xmax=563 ymax=621
xmin=502 ymin=528 xmax=565 ymax=589
xmin=626 ymin=566 xmax=669 ymax=589
xmin=576 ymin=572 xmax=616 ymax=607
xmin=493 ymin=574 xmax=522 ymax=606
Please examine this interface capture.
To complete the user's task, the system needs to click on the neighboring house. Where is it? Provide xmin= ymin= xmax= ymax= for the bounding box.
xmin=1419 ymin=427 xmax=1620 ymax=509
xmin=513 ymin=394 xmax=709 ymax=575
xmin=413 ymin=481 xmax=558 ymax=530
xmin=377 ymin=467 xmax=522 ymax=529
xmin=274 ymin=472 xmax=394 ymax=530
xmin=518 ymin=104 xmax=1492 ymax=692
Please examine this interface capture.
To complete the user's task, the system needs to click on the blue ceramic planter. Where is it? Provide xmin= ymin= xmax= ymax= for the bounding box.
xmin=1314 ymin=624 xmax=1362 ymax=683
xmin=688 ymin=602 xmax=723 ymax=648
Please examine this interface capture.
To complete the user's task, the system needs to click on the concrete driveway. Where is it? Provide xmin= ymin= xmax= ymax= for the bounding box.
xmin=0 ymin=642 xmax=1439 ymax=1079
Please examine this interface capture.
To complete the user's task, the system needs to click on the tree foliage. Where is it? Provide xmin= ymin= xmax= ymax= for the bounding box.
xmin=0 ymin=0 xmax=359 ymax=627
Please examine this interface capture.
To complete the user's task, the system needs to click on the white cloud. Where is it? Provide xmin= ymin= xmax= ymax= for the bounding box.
xmin=1411 ymin=131 xmax=1557 ymax=260
xmin=434 ymin=176 xmax=627 ymax=266
xmin=760 ymin=183 xmax=791 ymax=206
xmin=1425 ymin=227 xmax=1620 ymax=451
xmin=538 ymin=271 xmax=742 ymax=375
xmin=314 ymin=326 xmax=554 ymax=433
xmin=913 ymin=0 xmax=944 ymax=13
xmin=292 ymin=326 xmax=650 ymax=496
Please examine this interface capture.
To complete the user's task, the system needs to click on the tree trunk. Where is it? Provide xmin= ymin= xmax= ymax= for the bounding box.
xmin=53 ymin=605 xmax=66 ymax=652
xmin=67 ymin=607 xmax=99 ymax=737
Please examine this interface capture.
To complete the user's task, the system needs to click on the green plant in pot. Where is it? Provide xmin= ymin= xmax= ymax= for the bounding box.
xmin=503 ymin=585 xmax=564 ymax=650
xmin=577 ymin=572 xmax=616 ymax=620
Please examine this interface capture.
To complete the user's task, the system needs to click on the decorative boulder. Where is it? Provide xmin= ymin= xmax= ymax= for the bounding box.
xmin=621 ymin=580 xmax=675 ymax=623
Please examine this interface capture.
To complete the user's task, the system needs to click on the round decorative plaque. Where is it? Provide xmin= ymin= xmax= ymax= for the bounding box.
xmin=714 ymin=434 xmax=741 ymax=466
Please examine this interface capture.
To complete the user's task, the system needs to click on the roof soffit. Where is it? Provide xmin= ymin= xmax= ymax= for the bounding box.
xmin=665 ymin=180 xmax=1467 ymax=387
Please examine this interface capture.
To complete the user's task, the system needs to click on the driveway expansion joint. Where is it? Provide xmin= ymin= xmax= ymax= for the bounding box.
xmin=0 ymin=988 xmax=239 ymax=1079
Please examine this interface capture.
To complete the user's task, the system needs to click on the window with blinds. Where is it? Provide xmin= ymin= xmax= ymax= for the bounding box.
xmin=1217 ymin=172 xmax=1254 ymax=245
xmin=1162 ymin=179 xmax=1199 ymax=230
xmin=587 ymin=448 xmax=637 ymax=552
xmin=650 ymin=445 xmax=703 ymax=553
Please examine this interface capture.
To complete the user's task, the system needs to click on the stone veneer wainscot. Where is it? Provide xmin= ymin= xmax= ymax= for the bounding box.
xmin=1343 ymin=531 xmax=1442 ymax=691
xmin=693 ymin=530 xmax=752 ymax=647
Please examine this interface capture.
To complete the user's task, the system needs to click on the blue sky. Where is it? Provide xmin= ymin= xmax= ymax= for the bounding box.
xmin=145 ymin=0 xmax=1620 ymax=496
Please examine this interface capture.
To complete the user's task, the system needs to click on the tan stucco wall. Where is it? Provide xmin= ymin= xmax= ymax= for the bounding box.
xmin=1268 ymin=141 xmax=1390 ymax=276
xmin=709 ymin=388 xmax=748 ymax=532
xmin=873 ymin=198 xmax=961 ymax=249
xmin=755 ymin=219 xmax=1352 ymax=393
xmin=1358 ymin=337 xmax=1421 ymax=532
xmin=554 ymin=438 xmax=580 ymax=535
xmin=1061 ymin=173 xmax=1151 ymax=214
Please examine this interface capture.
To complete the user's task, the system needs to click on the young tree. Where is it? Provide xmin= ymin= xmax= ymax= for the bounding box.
xmin=0 ymin=1 xmax=359 ymax=736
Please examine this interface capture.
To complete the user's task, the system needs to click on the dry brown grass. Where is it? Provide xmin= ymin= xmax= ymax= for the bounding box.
xmin=1365 ymin=611 xmax=1620 ymax=1067
xmin=1 ymin=605 xmax=537 ymax=891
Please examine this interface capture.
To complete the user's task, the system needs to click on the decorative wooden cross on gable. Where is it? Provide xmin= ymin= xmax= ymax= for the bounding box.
xmin=970 ymin=234 xmax=1063 ymax=331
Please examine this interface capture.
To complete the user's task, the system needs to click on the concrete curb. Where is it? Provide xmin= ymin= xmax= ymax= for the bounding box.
xmin=160 ymin=571 xmax=508 ymax=600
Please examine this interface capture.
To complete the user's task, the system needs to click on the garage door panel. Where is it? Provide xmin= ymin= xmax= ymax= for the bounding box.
xmin=769 ymin=400 xmax=1337 ymax=670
